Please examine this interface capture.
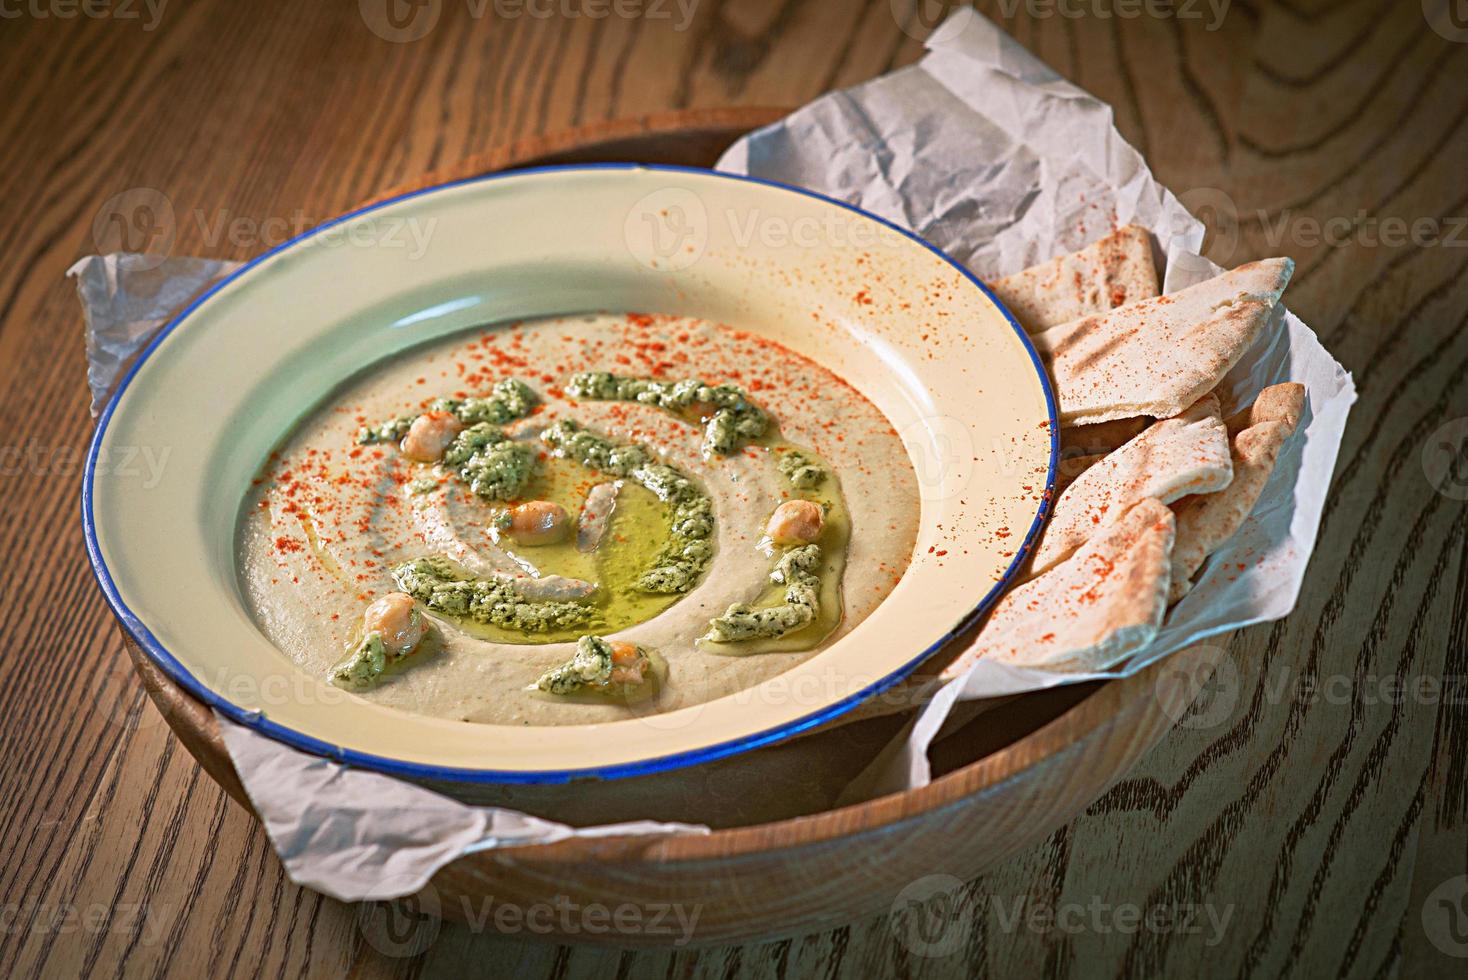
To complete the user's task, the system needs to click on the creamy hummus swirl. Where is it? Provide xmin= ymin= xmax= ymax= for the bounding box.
xmin=238 ymin=313 xmax=919 ymax=726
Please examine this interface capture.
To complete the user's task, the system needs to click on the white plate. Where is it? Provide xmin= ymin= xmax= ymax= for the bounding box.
xmin=84 ymin=165 xmax=1056 ymax=783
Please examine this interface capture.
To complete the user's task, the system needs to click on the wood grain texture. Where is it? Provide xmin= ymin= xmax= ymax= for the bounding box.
xmin=2 ymin=0 xmax=1465 ymax=976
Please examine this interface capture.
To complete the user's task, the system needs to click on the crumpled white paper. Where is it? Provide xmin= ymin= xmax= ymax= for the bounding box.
xmin=215 ymin=715 xmax=707 ymax=901
xmin=70 ymin=253 xmax=243 ymax=416
xmin=76 ymin=7 xmax=1354 ymax=900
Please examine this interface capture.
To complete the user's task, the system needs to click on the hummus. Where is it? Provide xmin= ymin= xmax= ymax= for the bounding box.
xmin=239 ymin=312 xmax=919 ymax=725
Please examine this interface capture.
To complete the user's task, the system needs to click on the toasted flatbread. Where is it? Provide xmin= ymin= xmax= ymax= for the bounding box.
xmin=1169 ymin=384 xmax=1305 ymax=600
xmin=1226 ymin=381 xmax=1305 ymax=435
xmin=943 ymin=498 xmax=1175 ymax=675
xmin=990 ymin=225 xmax=1159 ymax=333
xmin=1029 ymin=393 xmax=1232 ymax=577
xmin=1032 ymin=257 xmax=1295 ymax=425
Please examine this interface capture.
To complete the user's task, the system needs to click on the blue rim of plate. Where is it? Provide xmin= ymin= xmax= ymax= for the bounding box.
xmin=82 ymin=162 xmax=1058 ymax=785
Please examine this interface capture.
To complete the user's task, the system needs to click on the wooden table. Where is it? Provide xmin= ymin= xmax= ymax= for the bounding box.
xmin=3 ymin=1 xmax=1465 ymax=975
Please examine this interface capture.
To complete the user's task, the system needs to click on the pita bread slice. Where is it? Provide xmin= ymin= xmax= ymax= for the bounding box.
xmin=1030 ymin=393 xmax=1232 ymax=577
xmin=989 ymin=225 xmax=1160 ymax=332
xmin=1032 ymin=257 xmax=1295 ymax=425
xmin=943 ymin=498 xmax=1175 ymax=675
xmin=1226 ymin=381 xmax=1305 ymax=435
xmin=1169 ymin=384 xmax=1305 ymax=600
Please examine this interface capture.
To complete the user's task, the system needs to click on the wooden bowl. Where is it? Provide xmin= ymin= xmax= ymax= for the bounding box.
xmin=120 ymin=105 xmax=1223 ymax=946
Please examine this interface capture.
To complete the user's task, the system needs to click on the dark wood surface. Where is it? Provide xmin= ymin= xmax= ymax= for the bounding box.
xmin=3 ymin=1 xmax=1466 ymax=976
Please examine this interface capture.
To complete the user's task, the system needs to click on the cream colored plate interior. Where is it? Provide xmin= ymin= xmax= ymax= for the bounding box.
xmin=86 ymin=166 xmax=1055 ymax=781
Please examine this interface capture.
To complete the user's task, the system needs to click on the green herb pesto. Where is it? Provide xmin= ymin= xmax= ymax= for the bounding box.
xmin=541 ymin=419 xmax=713 ymax=594
xmin=535 ymin=634 xmax=652 ymax=697
xmin=331 ymin=632 xmax=392 ymax=689
xmin=357 ymin=377 xmax=539 ymax=445
xmin=331 ymin=621 xmax=424 ymax=690
xmin=565 ymin=372 xmax=769 ymax=455
xmin=357 ymin=416 xmax=414 ymax=445
xmin=407 ymin=476 xmax=439 ymax=495
xmin=777 ymin=448 xmax=826 ymax=489
xmin=440 ymin=424 xmax=536 ymax=501
xmin=392 ymin=556 xmax=592 ymax=632
xmin=703 ymin=544 xmax=823 ymax=642
xmin=428 ymin=377 xmax=539 ymax=425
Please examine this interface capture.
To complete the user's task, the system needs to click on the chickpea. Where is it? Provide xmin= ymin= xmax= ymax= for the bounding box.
xmin=765 ymin=499 xmax=824 ymax=546
xmin=363 ymin=592 xmax=424 ymax=656
xmin=400 ymin=411 xmax=464 ymax=462
xmin=506 ymin=500 xmax=570 ymax=546
xmin=608 ymin=641 xmax=648 ymax=685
